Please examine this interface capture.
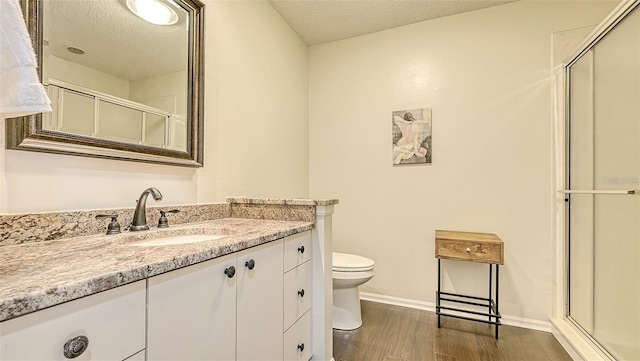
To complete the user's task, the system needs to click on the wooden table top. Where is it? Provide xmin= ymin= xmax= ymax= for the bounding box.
xmin=435 ymin=230 xmax=503 ymax=244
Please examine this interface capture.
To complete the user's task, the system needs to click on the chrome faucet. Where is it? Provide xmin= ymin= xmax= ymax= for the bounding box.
xmin=130 ymin=187 xmax=163 ymax=231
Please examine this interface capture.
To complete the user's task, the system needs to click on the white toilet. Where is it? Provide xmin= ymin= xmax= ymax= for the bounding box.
xmin=332 ymin=252 xmax=375 ymax=330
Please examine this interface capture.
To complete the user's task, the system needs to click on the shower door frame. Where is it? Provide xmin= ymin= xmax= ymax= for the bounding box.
xmin=555 ymin=0 xmax=640 ymax=359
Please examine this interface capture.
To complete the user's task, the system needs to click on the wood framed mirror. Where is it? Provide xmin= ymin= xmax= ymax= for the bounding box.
xmin=6 ymin=0 xmax=204 ymax=167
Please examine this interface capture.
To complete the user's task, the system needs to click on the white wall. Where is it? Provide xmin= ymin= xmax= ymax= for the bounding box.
xmin=130 ymin=71 xmax=188 ymax=150
xmin=308 ymin=0 xmax=617 ymax=324
xmin=130 ymin=71 xmax=186 ymax=116
xmin=45 ymin=55 xmax=130 ymax=98
xmin=196 ymin=0 xmax=309 ymax=202
xmin=0 ymin=0 xmax=309 ymax=214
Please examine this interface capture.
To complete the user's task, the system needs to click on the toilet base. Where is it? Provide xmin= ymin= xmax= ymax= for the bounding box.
xmin=332 ymin=286 xmax=363 ymax=330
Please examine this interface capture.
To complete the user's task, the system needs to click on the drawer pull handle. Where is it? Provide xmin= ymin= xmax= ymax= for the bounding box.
xmin=63 ymin=335 xmax=89 ymax=359
xmin=298 ymin=245 xmax=305 ymax=254
xmin=298 ymin=289 xmax=305 ymax=297
xmin=298 ymin=343 xmax=305 ymax=352
xmin=224 ymin=266 xmax=236 ymax=278
xmin=245 ymin=259 xmax=255 ymax=270
xmin=466 ymin=247 xmax=471 ymax=254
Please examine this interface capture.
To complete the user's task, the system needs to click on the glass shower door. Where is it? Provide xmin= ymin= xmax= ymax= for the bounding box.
xmin=567 ymin=4 xmax=640 ymax=360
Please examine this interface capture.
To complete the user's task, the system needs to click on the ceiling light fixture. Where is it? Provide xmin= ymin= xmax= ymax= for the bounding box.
xmin=126 ymin=0 xmax=178 ymax=26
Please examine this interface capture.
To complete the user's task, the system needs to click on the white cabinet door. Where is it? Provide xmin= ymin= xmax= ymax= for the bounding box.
xmin=147 ymin=253 xmax=237 ymax=361
xmin=237 ymin=240 xmax=284 ymax=361
xmin=0 ymin=281 xmax=145 ymax=361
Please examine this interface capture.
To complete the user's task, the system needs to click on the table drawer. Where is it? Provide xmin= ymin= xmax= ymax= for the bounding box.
xmin=436 ymin=238 xmax=503 ymax=264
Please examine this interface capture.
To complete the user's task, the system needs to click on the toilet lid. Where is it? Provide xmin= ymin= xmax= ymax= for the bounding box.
xmin=333 ymin=252 xmax=375 ymax=272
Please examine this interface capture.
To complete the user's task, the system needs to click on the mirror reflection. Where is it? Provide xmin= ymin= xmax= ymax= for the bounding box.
xmin=42 ymin=0 xmax=189 ymax=151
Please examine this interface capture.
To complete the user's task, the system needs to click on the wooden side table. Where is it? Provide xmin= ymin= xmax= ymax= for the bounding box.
xmin=435 ymin=230 xmax=504 ymax=339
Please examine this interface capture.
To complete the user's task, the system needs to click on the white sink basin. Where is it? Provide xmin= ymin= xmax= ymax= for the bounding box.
xmin=131 ymin=234 xmax=225 ymax=247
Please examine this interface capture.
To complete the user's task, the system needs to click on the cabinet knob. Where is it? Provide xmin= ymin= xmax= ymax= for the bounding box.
xmin=63 ymin=335 xmax=89 ymax=359
xmin=466 ymin=247 xmax=471 ymax=254
xmin=298 ymin=245 xmax=305 ymax=254
xmin=224 ymin=266 xmax=236 ymax=278
xmin=298 ymin=289 xmax=305 ymax=297
xmin=245 ymin=259 xmax=255 ymax=270
xmin=298 ymin=343 xmax=305 ymax=352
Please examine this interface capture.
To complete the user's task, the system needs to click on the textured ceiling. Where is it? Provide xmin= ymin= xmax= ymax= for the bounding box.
xmin=44 ymin=0 xmax=188 ymax=81
xmin=269 ymin=0 xmax=519 ymax=45
xmin=44 ymin=0 xmax=519 ymax=80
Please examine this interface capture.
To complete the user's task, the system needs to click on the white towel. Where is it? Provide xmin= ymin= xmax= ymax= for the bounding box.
xmin=0 ymin=0 xmax=51 ymax=119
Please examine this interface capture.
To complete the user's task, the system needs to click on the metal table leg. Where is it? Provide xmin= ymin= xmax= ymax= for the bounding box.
xmin=489 ymin=264 xmax=493 ymax=322
xmin=495 ymin=265 xmax=500 ymax=339
xmin=437 ymin=259 xmax=441 ymax=328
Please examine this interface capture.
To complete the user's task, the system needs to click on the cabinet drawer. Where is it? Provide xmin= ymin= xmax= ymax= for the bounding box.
xmin=283 ymin=311 xmax=311 ymax=361
xmin=0 ymin=280 xmax=146 ymax=361
xmin=435 ymin=238 xmax=503 ymax=264
xmin=283 ymin=261 xmax=312 ymax=331
xmin=284 ymin=231 xmax=311 ymax=272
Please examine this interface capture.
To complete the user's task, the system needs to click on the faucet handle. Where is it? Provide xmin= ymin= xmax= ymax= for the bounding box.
xmin=158 ymin=209 xmax=180 ymax=228
xmin=95 ymin=214 xmax=121 ymax=235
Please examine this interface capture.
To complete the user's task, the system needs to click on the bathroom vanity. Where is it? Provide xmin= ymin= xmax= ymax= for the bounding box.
xmin=0 ymin=198 xmax=336 ymax=361
xmin=147 ymin=231 xmax=312 ymax=361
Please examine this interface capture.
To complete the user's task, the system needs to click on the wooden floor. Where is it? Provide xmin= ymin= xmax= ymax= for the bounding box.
xmin=333 ymin=301 xmax=573 ymax=361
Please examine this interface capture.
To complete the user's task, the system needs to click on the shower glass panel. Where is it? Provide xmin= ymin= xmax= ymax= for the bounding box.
xmin=568 ymin=50 xmax=594 ymax=335
xmin=48 ymin=88 xmax=95 ymax=137
xmin=144 ymin=114 xmax=166 ymax=148
xmin=97 ymin=100 xmax=143 ymax=144
xmin=567 ymin=4 xmax=640 ymax=360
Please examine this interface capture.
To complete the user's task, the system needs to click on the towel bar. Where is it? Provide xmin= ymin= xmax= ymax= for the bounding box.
xmin=557 ymin=190 xmax=637 ymax=195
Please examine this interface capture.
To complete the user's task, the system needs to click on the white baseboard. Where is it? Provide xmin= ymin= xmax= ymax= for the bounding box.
xmin=360 ymin=291 xmax=552 ymax=333
xmin=360 ymin=292 xmax=435 ymax=312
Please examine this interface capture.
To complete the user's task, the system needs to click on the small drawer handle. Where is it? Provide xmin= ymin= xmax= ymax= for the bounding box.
xmin=245 ymin=259 xmax=255 ymax=270
xmin=224 ymin=266 xmax=236 ymax=278
xmin=298 ymin=289 xmax=305 ymax=297
xmin=63 ymin=335 xmax=89 ymax=359
xmin=466 ymin=247 xmax=471 ymax=254
xmin=298 ymin=343 xmax=305 ymax=352
xmin=298 ymin=245 xmax=305 ymax=254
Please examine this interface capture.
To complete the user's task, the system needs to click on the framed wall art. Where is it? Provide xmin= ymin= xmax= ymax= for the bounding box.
xmin=392 ymin=108 xmax=432 ymax=165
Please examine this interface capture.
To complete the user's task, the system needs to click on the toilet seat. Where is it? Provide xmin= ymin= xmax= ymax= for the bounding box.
xmin=333 ymin=252 xmax=375 ymax=272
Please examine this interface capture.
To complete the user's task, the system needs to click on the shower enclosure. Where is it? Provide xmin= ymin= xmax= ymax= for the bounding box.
xmin=564 ymin=1 xmax=640 ymax=360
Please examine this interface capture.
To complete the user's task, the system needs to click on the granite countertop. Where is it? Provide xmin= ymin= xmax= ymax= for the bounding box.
xmin=0 ymin=218 xmax=313 ymax=322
